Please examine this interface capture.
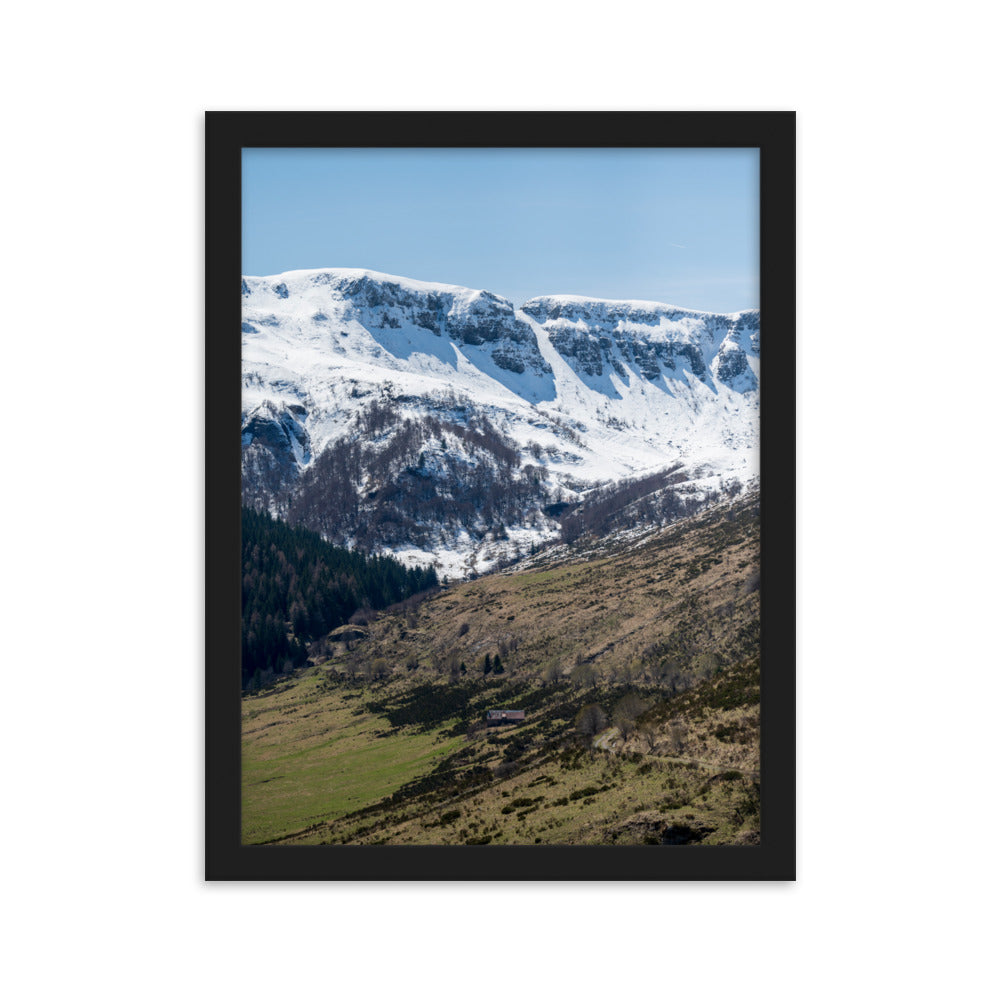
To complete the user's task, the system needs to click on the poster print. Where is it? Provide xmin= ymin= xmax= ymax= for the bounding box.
xmin=206 ymin=112 xmax=795 ymax=880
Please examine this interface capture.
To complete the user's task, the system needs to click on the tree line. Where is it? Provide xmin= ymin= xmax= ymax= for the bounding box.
xmin=241 ymin=506 xmax=437 ymax=689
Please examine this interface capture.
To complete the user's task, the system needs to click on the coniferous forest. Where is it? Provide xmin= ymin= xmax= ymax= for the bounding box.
xmin=241 ymin=506 xmax=437 ymax=689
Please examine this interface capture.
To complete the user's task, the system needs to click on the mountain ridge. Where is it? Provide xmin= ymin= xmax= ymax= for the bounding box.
xmin=241 ymin=267 xmax=760 ymax=577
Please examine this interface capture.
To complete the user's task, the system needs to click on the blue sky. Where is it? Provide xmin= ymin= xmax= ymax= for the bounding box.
xmin=243 ymin=148 xmax=758 ymax=313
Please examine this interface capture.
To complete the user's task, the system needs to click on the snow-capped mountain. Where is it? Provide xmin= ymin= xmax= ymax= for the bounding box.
xmin=241 ymin=268 xmax=759 ymax=578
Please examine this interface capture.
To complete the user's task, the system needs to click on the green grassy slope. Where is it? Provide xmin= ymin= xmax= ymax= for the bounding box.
xmin=242 ymin=491 xmax=761 ymax=846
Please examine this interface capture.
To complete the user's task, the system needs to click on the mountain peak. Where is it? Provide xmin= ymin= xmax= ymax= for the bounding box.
xmin=243 ymin=267 xmax=513 ymax=310
xmin=522 ymin=292 xmax=753 ymax=320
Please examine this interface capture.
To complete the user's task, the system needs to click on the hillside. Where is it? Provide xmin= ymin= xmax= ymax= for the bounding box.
xmin=240 ymin=507 xmax=437 ymax=688
xmin=242 ymin=491 xmax=760 ymax=846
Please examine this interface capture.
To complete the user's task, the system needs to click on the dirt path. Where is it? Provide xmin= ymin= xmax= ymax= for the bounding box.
xmin=592 ymin=727 xmax=758 ymax=778
xmin=593 ymin=727 xmax=619 ymax=751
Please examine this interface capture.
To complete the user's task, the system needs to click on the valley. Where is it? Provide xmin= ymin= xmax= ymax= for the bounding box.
xmin=242 ymin=490 xmax=760 ymax=846
xmin=239 ymin=266 xmax=762 ymax=847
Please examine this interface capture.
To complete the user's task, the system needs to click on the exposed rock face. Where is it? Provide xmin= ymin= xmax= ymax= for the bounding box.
xmin=241 ymin=399 xmax=310 ymax=460
xmin=522 ymin=295 xmax=758 ymax=392
xmin=240 ymin=399 xmax=311 ymax=512
xmin=250 ymin=270 xmax=553 ymax=381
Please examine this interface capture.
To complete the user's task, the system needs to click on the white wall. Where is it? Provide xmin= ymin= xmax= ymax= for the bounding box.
xmin=4 ymin=3 xmax=996 ymax=998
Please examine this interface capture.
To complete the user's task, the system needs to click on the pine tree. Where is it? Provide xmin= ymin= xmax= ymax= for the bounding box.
xmin=241 ymin=506 xmax=438 ymax=687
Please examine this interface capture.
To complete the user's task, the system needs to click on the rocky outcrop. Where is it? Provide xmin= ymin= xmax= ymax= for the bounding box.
xmin=241 ymin=400 xmax=311 ymax=512
xmin=523 ymin=296 xmax=758 ymax=390
xmin=244 ymin=270 xmax=552 ymax=380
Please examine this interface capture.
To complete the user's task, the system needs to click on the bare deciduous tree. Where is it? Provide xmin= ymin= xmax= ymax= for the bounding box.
xmin=637 ymin=724 xmax=658 ymax=754
xmin=575 ymin=704 xmax=608 ymax=738
xmin=612 ymin=693 xmax=647 ymax=740
xmin=668 ymin=720 xmax=688 ymax=754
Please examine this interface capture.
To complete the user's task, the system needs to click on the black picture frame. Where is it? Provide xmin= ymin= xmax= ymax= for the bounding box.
xmin=206 ymin=111 xmax=795 ymax=881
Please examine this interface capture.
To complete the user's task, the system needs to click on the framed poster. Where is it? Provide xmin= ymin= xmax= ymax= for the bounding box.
xmin=206 ymin=111 xmax=795 ymax=880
